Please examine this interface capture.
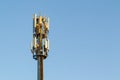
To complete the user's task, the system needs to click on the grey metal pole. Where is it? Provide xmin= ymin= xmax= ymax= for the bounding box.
xmin=37 ymin=24 xmax=44 ymax=80
xmin=37 ymin=56 xmax=44 ymax=80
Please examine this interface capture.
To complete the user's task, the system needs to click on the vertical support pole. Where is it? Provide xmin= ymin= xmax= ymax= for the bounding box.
xmin=37 ymin=21 xmax=44 ymax=80
xmin=38 ymin=56 xmax=44 ymax=80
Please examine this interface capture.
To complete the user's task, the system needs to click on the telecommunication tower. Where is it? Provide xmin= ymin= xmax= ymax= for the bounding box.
xmin=31 ymin=14 xmax=50 ymax=80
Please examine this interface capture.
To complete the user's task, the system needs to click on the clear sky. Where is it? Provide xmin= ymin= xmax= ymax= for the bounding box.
xmin=0 ymin=0 xmax=120 ymax=80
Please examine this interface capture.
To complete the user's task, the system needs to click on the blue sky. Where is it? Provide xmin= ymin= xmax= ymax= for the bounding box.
xmin=0 ymin=0 xmax=120 ymax=80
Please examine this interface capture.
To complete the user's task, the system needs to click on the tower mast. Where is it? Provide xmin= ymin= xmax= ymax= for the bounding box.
xmin=31 ymin=14 xmax=50 ymax=80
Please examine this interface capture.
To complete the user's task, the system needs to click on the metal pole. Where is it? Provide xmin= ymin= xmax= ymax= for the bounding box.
xmin=37 ymin=24 xmax=44 ymax=80
xmin=38 ymin=56 xmax=44 ymax=80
